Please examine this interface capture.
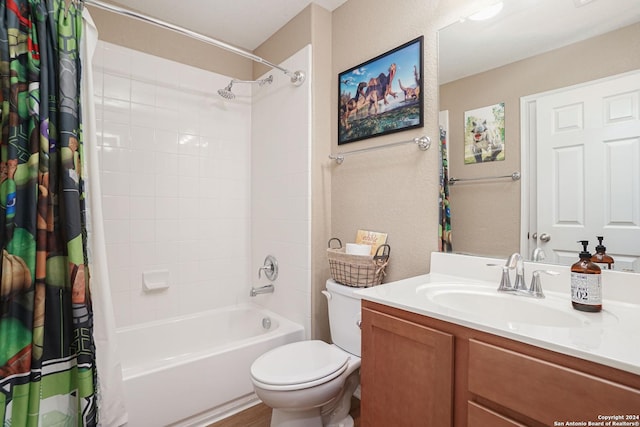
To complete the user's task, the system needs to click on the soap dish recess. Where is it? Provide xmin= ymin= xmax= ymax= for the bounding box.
xmin=142 ymin=269 xmax=170 ymax=291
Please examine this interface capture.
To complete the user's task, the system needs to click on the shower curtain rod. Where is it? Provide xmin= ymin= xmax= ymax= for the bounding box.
xmin=82 ymin=0 xmax=306 ymax=86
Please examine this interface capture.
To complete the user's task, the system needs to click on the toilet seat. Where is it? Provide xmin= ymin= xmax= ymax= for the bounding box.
xmin=251 ymin=340 xmax=350 ymax=391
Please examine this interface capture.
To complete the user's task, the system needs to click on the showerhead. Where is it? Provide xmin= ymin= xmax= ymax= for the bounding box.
xmin=258 ymin=75 xmax=273 ymax=86
xmin=217 ymin=81 xmax=235 ymax=99
xmin=217 ymin=75 xmax=273 ymax=99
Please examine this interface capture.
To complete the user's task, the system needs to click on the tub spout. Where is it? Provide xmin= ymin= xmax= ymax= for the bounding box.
xmin=250 ymin=284 xmax=275 ymax=297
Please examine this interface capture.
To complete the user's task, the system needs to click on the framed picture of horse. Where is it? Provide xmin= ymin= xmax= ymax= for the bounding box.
xmin=338 ymin=36 xmax=424 ymax=145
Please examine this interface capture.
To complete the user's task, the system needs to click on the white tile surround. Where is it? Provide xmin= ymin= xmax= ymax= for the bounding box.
xmin=251 ymin=46 xmax=313 ymax=337
xmin=93 ymin=41 xmax=312 ymax=332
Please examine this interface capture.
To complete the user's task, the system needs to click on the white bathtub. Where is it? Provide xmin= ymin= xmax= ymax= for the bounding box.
xmin=117 ymin=305 xmax=304 ymax=426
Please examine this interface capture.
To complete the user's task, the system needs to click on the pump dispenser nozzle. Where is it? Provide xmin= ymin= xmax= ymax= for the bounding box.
xmin=592 ymin=236 xmax=614 ymax=269
xmin=577 ymin=240 xmax=591 ymax=259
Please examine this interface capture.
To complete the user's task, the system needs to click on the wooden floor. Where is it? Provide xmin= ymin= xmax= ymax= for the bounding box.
xmin=208 ymin=396 xmax=360 ymax=427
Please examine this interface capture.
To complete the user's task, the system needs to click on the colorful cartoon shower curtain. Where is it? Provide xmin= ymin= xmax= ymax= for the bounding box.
xmin=0 ymin=0 xmax=97 ymax=425
xmin=439 ymin=126 xmax=452 ymax=252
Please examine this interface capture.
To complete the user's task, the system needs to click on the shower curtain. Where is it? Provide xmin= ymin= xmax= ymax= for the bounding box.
xmin=439 ymin=126 xmax=452 ymax=252
xmin=0 ymin=1 xmax=97 ymax=425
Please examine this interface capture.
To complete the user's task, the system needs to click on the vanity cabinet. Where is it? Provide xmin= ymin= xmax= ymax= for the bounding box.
xmin=361 ymin=300 xmax=640 ymax=427
xmin=360 ymin=306 xmax=454 ymax=427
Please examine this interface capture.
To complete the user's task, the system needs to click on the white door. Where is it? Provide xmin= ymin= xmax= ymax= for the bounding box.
xmin=535 ymin=71 xmax=640 ymax=271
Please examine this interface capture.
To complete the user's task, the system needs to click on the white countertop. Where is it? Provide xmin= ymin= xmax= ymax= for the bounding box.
xmin=356 ymin=253 xmax=640 ymax=375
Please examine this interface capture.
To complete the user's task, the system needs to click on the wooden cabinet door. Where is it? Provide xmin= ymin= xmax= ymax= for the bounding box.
xmin=361 ymin=307 xmax=454 ymax=427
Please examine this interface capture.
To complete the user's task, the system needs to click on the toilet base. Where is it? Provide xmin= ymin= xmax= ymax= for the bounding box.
xmin=271 ymin=407 xmax=323 ymax=427
xmin=326 ymin=414 xmax=354 ymax=427
xmin=322 ymin=369 xmax=359 ymax=426
xmin=268 ymin=370 xmax=360 ymax=427
xmin=270 ymin=409 xmax=354 ymax=427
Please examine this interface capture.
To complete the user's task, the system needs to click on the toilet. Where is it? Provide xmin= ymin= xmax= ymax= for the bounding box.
xmin=250 ymin=279 xmax=362 ymax=427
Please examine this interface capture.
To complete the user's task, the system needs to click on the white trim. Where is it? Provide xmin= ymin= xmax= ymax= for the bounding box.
xmin=519 ymin=98 xmax=531 ymax=257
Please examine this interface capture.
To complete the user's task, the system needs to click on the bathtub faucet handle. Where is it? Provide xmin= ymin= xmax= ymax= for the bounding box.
xmin=258 ymin=255 xmax=279 ymax=281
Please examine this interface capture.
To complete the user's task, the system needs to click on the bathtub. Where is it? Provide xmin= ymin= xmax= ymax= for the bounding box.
xmin=117 ymin=305 xmax=305 ymax=427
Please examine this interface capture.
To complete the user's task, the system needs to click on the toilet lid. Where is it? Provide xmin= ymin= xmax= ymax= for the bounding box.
xmin=251 ymin=340 xmax=349 ymax=386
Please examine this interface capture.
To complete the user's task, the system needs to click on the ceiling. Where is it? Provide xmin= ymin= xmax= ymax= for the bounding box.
xmin=108 ymin=0 xmax=348 ymax=51
xmin=439 ymin=0 xmax=640 ymax=84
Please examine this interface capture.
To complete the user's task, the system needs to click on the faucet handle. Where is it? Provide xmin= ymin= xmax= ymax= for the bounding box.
xmin=258 ymin=255 xmax=279 ymax=280
xmin=499 ymin=266 xmax=513 ymax=291
xmin=528 ymin=270 xmax=559 ymax=298
xmin=488 ymin=263 xmax=513 ymax=292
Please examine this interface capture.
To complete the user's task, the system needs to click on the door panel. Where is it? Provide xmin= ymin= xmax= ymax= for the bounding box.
xmin=535 ymin=71 xmax=640 ymax=271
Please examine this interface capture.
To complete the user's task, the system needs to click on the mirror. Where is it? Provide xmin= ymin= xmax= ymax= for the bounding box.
xmin=438 ymin=0 xmax=640 ymax=271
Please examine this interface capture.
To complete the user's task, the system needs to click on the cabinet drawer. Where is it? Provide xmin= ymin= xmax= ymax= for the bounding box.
xmin=468 ymin=339 xmax=640 ymax=425
xmin=467 ymin=401 xmax=526 ymax=427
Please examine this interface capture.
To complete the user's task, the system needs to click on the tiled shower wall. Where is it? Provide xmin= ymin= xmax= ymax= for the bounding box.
xmin=93 ymin=42 xmax=313 ymax=332
xmin=251 ymin=46 xmax=312 ymax=336
xmin=93 ymin=42 xmax=254 ymax=327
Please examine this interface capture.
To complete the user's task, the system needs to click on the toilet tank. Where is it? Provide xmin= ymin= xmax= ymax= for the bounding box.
xmin=324 ymin=279 xmax=363 ymax=357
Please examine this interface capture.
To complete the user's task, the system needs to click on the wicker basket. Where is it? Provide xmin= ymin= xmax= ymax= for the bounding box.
xmin=327 ymin=238 xmax=391 ymax=287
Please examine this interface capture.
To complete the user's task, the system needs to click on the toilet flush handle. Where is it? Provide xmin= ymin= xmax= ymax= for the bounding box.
xmin=321 ymin=290 xmax=331 ymax=300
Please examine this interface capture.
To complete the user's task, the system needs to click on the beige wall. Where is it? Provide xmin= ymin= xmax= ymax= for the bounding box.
xmin=330 ymin=0 xmax=473 ymax=282
xmin=87 ymin=5 xmax=253 ymax=79
xmin=440 ymin=23 xmax=640 ymax=258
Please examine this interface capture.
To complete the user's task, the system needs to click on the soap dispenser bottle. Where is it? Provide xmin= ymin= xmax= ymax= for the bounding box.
xmin=570 ymin=240 xmax=602 ymax=313
xmin=591 ymin=236 xmax=614 ymax=270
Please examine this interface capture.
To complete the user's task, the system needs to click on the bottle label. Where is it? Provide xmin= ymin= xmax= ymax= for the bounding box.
xmin=571 ymin=272 xmax=602 ymax=305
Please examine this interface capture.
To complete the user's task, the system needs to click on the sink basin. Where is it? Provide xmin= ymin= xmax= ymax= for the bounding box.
xmin=421 ymin=284 xmax=618 ymax=329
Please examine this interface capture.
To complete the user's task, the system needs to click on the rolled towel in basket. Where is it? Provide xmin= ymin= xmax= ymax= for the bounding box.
xmin=345 ymin=243 xmax=371 ymax=256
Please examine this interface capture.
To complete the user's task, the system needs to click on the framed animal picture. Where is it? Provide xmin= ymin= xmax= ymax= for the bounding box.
xmin=463 ymin=102 xmax=505 ymax=164
xmin=338 ymin=36 xmax=424 ymax=145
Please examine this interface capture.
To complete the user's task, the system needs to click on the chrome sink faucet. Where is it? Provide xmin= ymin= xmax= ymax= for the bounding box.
xmin=491 ymin=253 xmax=558 ymax=298
xmin=503 ymin=252 xmax=527 ymax=292
xmin=531 ymin=247 xmax=546 ymax=262
xmin=527 ymin=270 xmax=559 ymax=299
